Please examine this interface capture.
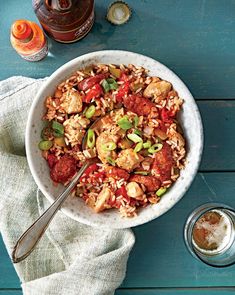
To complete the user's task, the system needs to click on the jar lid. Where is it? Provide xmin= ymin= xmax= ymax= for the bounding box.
xmin=107 ymin=1 xmax=131 ymax=25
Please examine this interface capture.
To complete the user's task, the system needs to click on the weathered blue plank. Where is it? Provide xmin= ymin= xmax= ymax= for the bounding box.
xmin=116 ymin=289 xmax=235 ymax=295
xmin=1 ymin=173 xmax=235 ymax=289
xmin=1 ymin=0 xmax=235 ymax=98
xmin=0 ymin=238 xmax=20 ymax=289
xmin=198 ymin=101 xmax=235 ymax=170
xmin=0 ymin=288 xmax=235 ymax=295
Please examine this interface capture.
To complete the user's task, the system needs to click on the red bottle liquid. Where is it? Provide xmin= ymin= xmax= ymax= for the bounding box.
xmin=10 ymin=19 xmax=48 ymax=61
xmin=32 ymin=0 xmax=94 ymax=43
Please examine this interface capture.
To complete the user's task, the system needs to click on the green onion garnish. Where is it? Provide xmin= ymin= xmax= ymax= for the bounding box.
xmin=38 ymin=140 xmax=53 ymax=151
xmin=143 ymin=140 xmax=152 ymax=149
xmin=148 ymin=143 xmax=163 ymax=154
xmin=87 ymin=129 xmax=95 ymax=148
xmin=134 ymin=171 xmax=149 ymax=175
xmin=117 ymin=116 xmax=132 ymax=130
xmin=156 ymin=187 xmax=167 ymax=197
xmin=85 ymin=105 xmax=96 ymax=119
xmin=52 ymin=120 xmax=64 ymax=137
xmin=134 ymin=141 xmax=143 ymax=153
xmin=106 ymin=156 xmax=116 ymax=166
xmin=101 ymin=141 xmax=117 ymax=151
xmin=101 ymin=79 xmax=110 ymax=93
xmin=134 ymin=129 xmax=142 ymax=136
xmin=107 ymin=78 xmax=118 ymax=90
xmin=133 ymin=116 xmax=139 ymax=128
xmin=127 ymin=133 xmax=143 ymax=143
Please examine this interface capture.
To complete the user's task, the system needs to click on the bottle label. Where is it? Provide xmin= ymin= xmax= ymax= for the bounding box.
xmin=20 ymin=40 xmax=48 ymax=62
xmin=48 ymin=9 xmax=94 ymax=43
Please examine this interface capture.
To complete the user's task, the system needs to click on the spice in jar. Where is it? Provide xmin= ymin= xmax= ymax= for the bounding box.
xmin=10 ymin=19 xmax=48 ymax=62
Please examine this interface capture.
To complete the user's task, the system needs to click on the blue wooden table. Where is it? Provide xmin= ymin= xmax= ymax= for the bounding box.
xmin=1 ymin=0 xmax=235 ymax=294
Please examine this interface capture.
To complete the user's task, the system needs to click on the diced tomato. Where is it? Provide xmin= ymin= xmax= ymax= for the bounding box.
xmin=119 ymin=72 xmax=129 ymax=82
xmin=116 ymin=81 xmax=130 ymax=102
xmin=47 ymin=154 xmax=58 ymax=169
xmin=83 ymin=84 xmax=103 ymax=103
xmin=160 ymin=107 xmax=176 ymax=123
xmin=78 ymin=74 xmax=106 ymax=91
xmin=115 ymin=185 xmax=129 ymax=199
xmin=83 ymin=163 xmax=98 ymax=176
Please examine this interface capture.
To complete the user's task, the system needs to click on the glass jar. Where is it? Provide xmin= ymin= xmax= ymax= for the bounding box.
xmin=32 ymin=0 xmax=94 ymax=43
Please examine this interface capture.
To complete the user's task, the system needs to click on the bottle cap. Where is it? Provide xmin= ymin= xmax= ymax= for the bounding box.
xmin=11 ymin=20 xmax=32 ymax=40
xmin=107 ymin=1 xmax=131 ymax=25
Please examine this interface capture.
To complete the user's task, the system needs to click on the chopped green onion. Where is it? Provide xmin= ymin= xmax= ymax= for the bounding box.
xmin=148 ymin=143 xmax=163 ymax=154
xmin=107 ymin=78 xmax=118 ymax=90
xmin=107 ymin=78 xmax=116 ymax=83
xmin=134 ymin=171 xmax=149 ymax=175
xmin=52 ymin=120 xmax=64 ymax=137
xmin=106 ymin=156 xmax=116 ymax=166
xmin=134 ymin=141 xmax=143 ymax=153
xmin=85 ymin=105 xmax=96 ymax=119
xmin=101 ymin=79 xmax=110 ymax=93
xmin=156 ymin=187 xmax=167 ymax=197
xmin=87 ymin=129 xmax=95 ymax=148
xmin=133 ymin=116 xmax=139 ymax=128
xmin=127 ymin=133 xmax=143 ymax=143
xmin=117 ymin=116 xmax=132 ymax=130
xmin=134 ymin=129 xmax=142 ymax=136
xmin=38 ymin=140 xmax=53 ymax=151
xmin=41 ymin=126 xmax=53 ymax=140
xmin=101 ymin=141 xmax=117 ymax=151
xmin=143 ymin=140 xmax=152 ymax=149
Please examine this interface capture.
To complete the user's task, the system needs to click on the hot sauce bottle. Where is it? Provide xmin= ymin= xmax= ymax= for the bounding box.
xmin=32 ymin=0 xmax=94 ymax=43
xmin=10 ymin=20 xmax=48 ymax=61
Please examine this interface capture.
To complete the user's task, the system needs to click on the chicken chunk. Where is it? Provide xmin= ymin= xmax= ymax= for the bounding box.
xmin=63 ymin=114 xmax=90 ymax=146
xmin=96 ymin=131 xmax=119 ymax=163
xmin=126 ymin=182 xmax=144 ymax=200
xmin=116 ymin=148 xmax=143 ymax=172
xmin=61 ymin=88 xmax=83 ymax=114
xmin=94 ymin=187 xmax=112 ymax=213
xmin=143 ymin=81 xmax=172 ymax=99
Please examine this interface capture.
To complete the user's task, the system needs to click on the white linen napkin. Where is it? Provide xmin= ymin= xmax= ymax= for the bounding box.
xmin=0 ymin=76 xmax=135 ymax=295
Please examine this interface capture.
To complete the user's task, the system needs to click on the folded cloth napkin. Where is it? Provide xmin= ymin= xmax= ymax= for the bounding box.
xmin=0 ymin=76 xmax=135 ymax=295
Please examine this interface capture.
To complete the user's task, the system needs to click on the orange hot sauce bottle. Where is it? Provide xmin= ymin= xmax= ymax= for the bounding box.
xmin=10 ymin=20 xmax=48 ymax=61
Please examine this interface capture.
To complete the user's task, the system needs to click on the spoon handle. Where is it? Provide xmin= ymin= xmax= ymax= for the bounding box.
xmin=12 ymin=159 xmax=96 ymax=263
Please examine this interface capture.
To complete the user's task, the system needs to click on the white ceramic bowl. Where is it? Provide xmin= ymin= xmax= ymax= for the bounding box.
xmin=26 ymin=50 xmax=203 ymax=228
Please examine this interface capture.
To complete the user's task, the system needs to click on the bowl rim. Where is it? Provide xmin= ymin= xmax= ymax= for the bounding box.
xmin=26 ymin=50 xmax=204 ymax=228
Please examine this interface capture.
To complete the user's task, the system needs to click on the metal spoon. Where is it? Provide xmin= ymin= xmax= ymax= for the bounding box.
xmin=12 ymin=157 xmax=99 ymax=263
xmin=12 ymin=111 xmax=116 ymax=263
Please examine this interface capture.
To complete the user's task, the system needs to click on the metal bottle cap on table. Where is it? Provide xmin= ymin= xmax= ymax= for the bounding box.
xmin=107 ymin=1 xmax=131 ymax=25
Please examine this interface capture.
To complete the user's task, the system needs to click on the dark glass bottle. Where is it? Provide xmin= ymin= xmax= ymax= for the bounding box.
xmin=32 ymin=0 xmax=94 ymax=43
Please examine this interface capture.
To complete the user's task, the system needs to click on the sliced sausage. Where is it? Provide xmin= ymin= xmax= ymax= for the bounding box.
xmin=123 ymin=94 xmax=158 ymax=116
xmin=50 ymin=155 xmax=77 ymax=183
xmin=152 ymin=143 xmax=174 ymax=182
xmin=129 ymin=175 xmax=161 ymax=192
xmin=106 ymin=166 xmax=130 ymax=180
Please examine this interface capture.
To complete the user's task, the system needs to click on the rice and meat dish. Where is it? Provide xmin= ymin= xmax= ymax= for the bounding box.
xmin=39 ymin=63 xmax=186 ymax=217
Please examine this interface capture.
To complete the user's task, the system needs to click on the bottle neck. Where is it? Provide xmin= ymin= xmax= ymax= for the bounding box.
xmin=12 ymin=21 xmax=33 ymax=43
xmin=45 ymin=0 xmax=73 ymax=11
